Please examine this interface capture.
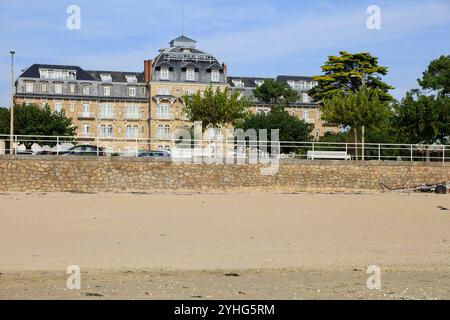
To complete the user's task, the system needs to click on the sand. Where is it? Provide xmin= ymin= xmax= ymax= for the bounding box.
xmin=0 ymin=192 xmax=449 ymax=299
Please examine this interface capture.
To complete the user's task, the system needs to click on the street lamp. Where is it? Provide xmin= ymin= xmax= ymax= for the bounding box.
xmin=351 ymin=74 xmax=366 ymax=161
xmin=9 ymin=50 xmax=15 ymax=155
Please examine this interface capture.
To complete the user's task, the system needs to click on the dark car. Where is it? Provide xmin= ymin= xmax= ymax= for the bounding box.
xmin=137 ymin=150 xmax=171 ymax=158
xmin=61 ymin=145 xmax=106 ymax=156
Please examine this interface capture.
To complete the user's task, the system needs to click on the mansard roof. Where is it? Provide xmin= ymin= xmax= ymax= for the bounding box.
xmin=17 ymin=64 xmax=144 ymax=83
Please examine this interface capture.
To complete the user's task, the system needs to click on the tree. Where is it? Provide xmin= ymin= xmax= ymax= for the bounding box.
xmin=237 ymin=106 xmax=313 ymax=153
xmin=182 ymin=86 xmax=252 ymax=131
xmin=252 ymin=79 xmax=298 ymax=105
xmin=418 ymin=55 xmax=450 ymax=96
xmin=321 ymin=87 xmax=391 ymax=158
xmin=393 ymin=91 xmax=450 ymax=145
xmin=308 ymin=51 xmax=394 ymax=102
xmin=0 ymin=104 xmax=76 ymax=138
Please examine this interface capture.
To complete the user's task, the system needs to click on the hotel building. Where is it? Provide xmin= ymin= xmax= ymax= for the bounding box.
xmin=14 ymin=36 xmax=337 ymax=153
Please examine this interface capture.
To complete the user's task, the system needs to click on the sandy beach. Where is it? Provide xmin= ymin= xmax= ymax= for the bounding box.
xmin=0 ymin=192 xmax=449 ymax=299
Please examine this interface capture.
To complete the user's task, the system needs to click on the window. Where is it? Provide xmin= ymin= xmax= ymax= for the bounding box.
xmin=82 ymin=123 xmax=90 ymax=135
xmin=82 ymin=85 xmax=90 ymax=95
xmin=140 ymin=87 xmax=146 ymax=96
xmin=184 ymin=88 xmax=197 ymax=96
xmin=126 ymin=125 xmax=139 ymax=139
xmin=232 ymin=80 xmax=244 ymax=88
xmin=103 ymin=86 xmax=111 ymax=96
xmin=211 ymin=70 xmax=220 ymax=82
xmin=126 ymin=75 xmax=137 ymax=83
xmin=82 ymin=103 xmax=90 ymax=114
xmin=125 ymin=105 xmax=140 ymax=119
xmin=69 ymin=84 xmax=76 ymax=94
xmin=160 ymin=68 xmax=169 ymax=80
xmin=55 ymin=103 xmax=63 ymax=113
xmin=157 ymin=104 xmax=172 ymax=119
xmin=25 ymin=83 xmax=34 ymax=93
xmin=316 ymin=110 xmax=321 ymax=119
xmin=302 ymin=93 xmax=309 ymax=103
xmin=55 ymin=84 xmax=63 ymax=94
xmin=186 ymin=69 xmax=195 ymax=81
xmin=100 ymin=124 xmax=114 ymax=138
xmin=157 ymin=124 xmax=171 ymax=139
xmin=303 ymin=110 xmax=309 ymax=121
xmin=100 ymin=74 xmax=112 ymax=82
xmin=256 ymin=108 xmax=270 ymax=115
xmin=128 ymin=87 xmax=136 ymax=97
xmin=99 ymin=104 xmax=115 ymax=119
xmin=41 ymin=100 xmax=47 ymax=109
xmin=40 ymin=83 xmax=47 ymax=92
xmin=157 ymin=88 xmax=171 ymax=95
xmin=70 ymin=102 xmax=75 ymax=112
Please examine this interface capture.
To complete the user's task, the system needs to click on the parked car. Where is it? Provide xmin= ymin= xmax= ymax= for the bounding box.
xmin=61 ymin=145 xmax=106 ymax=156
xmin=137 ymin=150 xmax=171 ymax=158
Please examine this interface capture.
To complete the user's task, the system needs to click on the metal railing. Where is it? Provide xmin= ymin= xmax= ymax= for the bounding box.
xmin=0 ymin=134 xmax=449 ymax=162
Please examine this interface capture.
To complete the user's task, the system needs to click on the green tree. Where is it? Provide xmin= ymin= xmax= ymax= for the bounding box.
xmin=0 ymin=104 xmax=76 ymax=138
xmin=321 ymin=87 xmax=391 ymax=158
xmin=252 ymin=79 xmax=298 ymax=105
xmin=309 ymin=51 xmax=394 ymax=102
xmin=418 ymin=55 xmax=450 ymax=96
xmin=183 ymin=86 xmax=252 ymax=131
xmin=237 ymin=106 xmax=313 ymax=153
xmin=393 ymin=91 xmax=450 ymax=145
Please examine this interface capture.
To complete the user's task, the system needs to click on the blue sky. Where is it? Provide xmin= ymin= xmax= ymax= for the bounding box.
xmin=0 ymin=0 xmax=449 ymax=106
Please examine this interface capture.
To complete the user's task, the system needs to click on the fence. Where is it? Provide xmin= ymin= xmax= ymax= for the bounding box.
xmin=0 ymin=134 xmax=449 ymax=162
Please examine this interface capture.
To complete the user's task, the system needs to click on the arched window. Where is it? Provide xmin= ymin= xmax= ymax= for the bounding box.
xmin=107 ymin=124 xmax=114 ymax=137
xmin=100 ymin=124 xmax=106 ymax=137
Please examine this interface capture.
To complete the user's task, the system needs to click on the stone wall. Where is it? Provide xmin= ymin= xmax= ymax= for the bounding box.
xmin=0 ymin=156 xmax=449 ymax=193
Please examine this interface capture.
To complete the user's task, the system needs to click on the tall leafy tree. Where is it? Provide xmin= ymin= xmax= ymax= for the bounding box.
xmin=237 ymin=106 xmax=313 ymax=153
xmin=393 ymin=91 xmax=450 ymax=145
xmin=321 ymin=87 xmax=391 ymax=156
xmin=0 ymin=104 xmax=76 ymax=137
xmin=418 ymin=55 xmax=450 ymax=96
xmin=252 ymin=79 xmax=298 ymax=105
xmin=183 ymin=86 xmax=252 ymax=131
xmin=309 ymin=51 xmax=394 ymax=102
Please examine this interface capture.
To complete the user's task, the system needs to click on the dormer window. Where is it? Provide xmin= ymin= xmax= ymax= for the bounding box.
xmin=160 ymin=68 xmax=169 ymax=80
xmin=186 ymin=69 xmax=195 ymax=81
xmin=126 ymin=75 xmax=137 ymax=83
xmin=128 ymin=87 xmax=137 ymax=97
xmin=211 ymin=70 xmax=220 ymax=82
xmin=232 ymin=80 xmax=244 ymax=88
xmin=39 ymin=68 xmax=76 ymax=80
xmin=103 ymin=86 xmax=111 ymax=96
xmin=100 ymin=74 xmax=112 ymax=82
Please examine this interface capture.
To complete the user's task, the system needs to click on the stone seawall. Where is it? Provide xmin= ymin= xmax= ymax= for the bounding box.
xmin=0 ymin=156 xmax=449 ymax=193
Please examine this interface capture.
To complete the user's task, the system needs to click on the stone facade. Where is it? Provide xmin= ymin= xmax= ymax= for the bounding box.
xmin=1 ymin=156 xmax=449 ymax=193
xmin=14 ymin=36 xmax=340 ymax=154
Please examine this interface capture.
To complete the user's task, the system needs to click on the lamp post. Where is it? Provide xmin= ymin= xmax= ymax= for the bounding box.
xmin=351 ymin=74 xmax=365 ymax=161
xmin=9 ymin=50 xmax=15 ymax=155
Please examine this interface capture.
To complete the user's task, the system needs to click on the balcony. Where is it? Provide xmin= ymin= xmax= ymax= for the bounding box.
xmin=78 ymin=132 xmax=94 ymax=139
xmin=77 ymin=112 xmax=96 ymax=119
xmin=99 ymin=134 xmax=115 ymax=140
xmin=155 ymin=113 xmax=173 ymax=120
xmin=157 ymin=133 xmax=172 ymax=140
xmin=98 ymin=113 xmax=116 ymax=120
xmin=124 ymin=113 xmax=143 ymax=121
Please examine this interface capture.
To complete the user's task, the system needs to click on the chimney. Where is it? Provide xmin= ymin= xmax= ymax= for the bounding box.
xmin=144 ymin=60 xmax=153 ymax=83
xmin=222 ymin=63 xmax=228 ymax=76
